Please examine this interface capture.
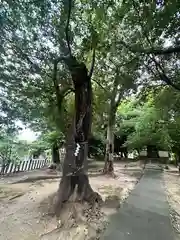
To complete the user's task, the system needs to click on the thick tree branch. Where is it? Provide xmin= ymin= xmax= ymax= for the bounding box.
xmin=124 ymin=0 xmax=180 ymax=56
xmin=65 ymin=0 xmax=72 ymax=56
xmin=119 ymin=41 xmax=180 ymax=55
xmin=144 ymin=55 xmax=180 ymax=91
xmin=128 ymin=0 xmax=180 ymax=92
xmin=108 ymin=69 xmax=121 ymax=114
xmin=88 ymin=48 xmax=96 ymax=79
xmin=63 ymin=87 xmax=75 ymax=97
xmin=151 ymin=57 xmax=180 ymax=91
xmin=114 ymin=91 xmax=123 ymax=110
xmin=158 ymin=73 xmax=180 ymax=91
xmin=52 ymin=61 xmax=74 ymax=114
xmin=52 ymin=61 xmax=61 ymax=114
xmin=143 ymin=45 xmax=180 ymax=55
xmin=92 ymin=79 xmax=108 ymax=92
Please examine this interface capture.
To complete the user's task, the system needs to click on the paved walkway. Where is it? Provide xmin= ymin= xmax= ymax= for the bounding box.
xmin=102 ymin=168 xmax=175 ymax=239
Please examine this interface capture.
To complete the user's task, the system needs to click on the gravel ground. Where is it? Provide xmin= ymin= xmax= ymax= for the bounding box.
xmin=0 ymin=162 xmax=144 ymax=240
xmin=164 ymin=167 xmax=180 ymax=239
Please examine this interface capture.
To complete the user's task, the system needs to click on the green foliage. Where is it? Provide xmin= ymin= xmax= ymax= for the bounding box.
xmin=116 ymin=87 xmax=180 ymax=153
xmin=0 ymin=136 xmax=30 ymax=166
xmin=0 ymin=0 xmax=180 ymax=160
xmin=0 ymin=139 xmax=17 ymax=165
xmin=29 ymin=130 xmax=64 ymax=157
xmin=89 ymin=135 xmax=105 ymax=158
xmin=126 ymin=104 xmax=171 ymax=150
xmin=155 ymin=88 xmax=180 ymax=153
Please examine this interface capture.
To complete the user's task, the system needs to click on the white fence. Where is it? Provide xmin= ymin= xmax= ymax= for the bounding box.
xmin=139 ymin=150 xmax=169 ymax=158
xmin=0 ymin=157 xmax=49 ymax=175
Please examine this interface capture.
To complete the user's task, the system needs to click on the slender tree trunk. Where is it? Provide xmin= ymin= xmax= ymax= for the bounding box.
xmin=49 ymin=142 xmax=61 ymax=170
xmin=103 ymin=71 xmax=123 ymax=174
xmin=174 ymin=152 xmax=180 ymax=167
xmin=123 ymin=148 xmax=128 ymax=158
xmin=176 ymin=150 xmax=180 ymax=173
xmin=103 ymin=112 xmax=115 ymax=174
xmin=147 ymin=145 xmax=159 ymax=158
xmin=55 ymin=59 xmax=101 ymax=217
xmin=52 ymin=143 xmax=60 ymax=164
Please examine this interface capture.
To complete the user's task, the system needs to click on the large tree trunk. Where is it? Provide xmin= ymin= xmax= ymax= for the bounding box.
xmin=103 ymin=113 xmax=115 ymax=174
xmin=55 ymin=59 xmax=101 ymax=217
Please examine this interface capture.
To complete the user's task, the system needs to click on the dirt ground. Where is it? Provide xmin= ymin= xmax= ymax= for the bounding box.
xmin=0 ymin=161 xmax=144 ymax=240
xmin=164 ymin=165 xmax=180 ymax=239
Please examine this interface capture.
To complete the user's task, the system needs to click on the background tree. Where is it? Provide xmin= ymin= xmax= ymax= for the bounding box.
xmin=1 ymin=0 xmax=180 ymax=218
xmin=117 ymin=0 xmax=180 ymax=91
xmin=0 ymin=125 xmax=30 ymax=173
xmin=116 ymin=86 xmax=180 ymax=161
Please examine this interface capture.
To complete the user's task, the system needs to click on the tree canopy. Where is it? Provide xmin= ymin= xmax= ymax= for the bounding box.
xmin=0 ymin=0 xmax=180 ymax=164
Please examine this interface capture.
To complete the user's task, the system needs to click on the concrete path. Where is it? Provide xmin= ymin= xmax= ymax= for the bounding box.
xmin=102 ymin=168 xmax=175 ymax=239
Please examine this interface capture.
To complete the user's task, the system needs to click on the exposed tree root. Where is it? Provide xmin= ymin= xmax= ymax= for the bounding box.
xmin=48 ymin=163 xmax=62 ymax=171
xmin=103 ymin=161 xmax=116 ymax=178
xmin=38 ymin=164 xmax=145 ymax=239
xmin=39 ymin=182 xmax=105 ymax=240
xmin=55 ymin=174 xmax=102 ymax=218
xmin=40 ymin=198 xmax=107 ymax=240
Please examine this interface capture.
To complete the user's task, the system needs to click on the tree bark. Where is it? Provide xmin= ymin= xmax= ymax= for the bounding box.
xmin=178 ymin=152 xmax=180 ymax=173
xmin=49 ymin=142 xmax=61 ymax=170
xmin=147 ymin=145 xmax=159 ymax=158
xmin=52 ymin=142 xmax=60 ymax=164
xmin=103 ymin=71 xmax=123 ymax=174
xmin=55 ymin=58 xmax=101 ymax=217
xmin=175 ymin=150 xmax=180 ymax=168
xmin=103 ymin=112 xmax=116 ymax=174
